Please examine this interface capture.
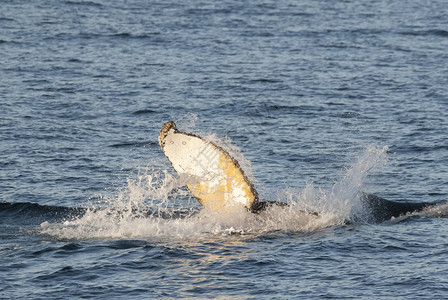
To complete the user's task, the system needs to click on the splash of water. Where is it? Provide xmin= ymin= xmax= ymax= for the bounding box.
xmin=40 ymin=122 xmax=390 ymax=241
xmin=301 ymin=146 xmax=388 ymax=220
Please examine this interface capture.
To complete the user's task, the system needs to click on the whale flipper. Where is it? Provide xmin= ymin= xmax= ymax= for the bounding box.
xmin=159 ymin=121 xmax=259 ymax=212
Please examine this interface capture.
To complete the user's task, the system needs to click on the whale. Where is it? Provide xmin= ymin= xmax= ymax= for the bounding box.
xmin=159 ymin=121 xmax=440 ymax=222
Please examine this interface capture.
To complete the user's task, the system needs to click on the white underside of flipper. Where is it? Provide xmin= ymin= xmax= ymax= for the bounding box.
xmin=159 ymin=122 xmax=257 ymax=211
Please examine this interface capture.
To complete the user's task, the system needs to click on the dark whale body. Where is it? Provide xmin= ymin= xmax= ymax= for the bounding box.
xmin=358 ymin=193 xmax=435 ymax=223
xmin=251 ymin=194 xmax=439 ymax=223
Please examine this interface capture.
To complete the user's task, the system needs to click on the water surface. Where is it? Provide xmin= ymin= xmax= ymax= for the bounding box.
xmin=1 ymin=0 xmax=448 ymax=298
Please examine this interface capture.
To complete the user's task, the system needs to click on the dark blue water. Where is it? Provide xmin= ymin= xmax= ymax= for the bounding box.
xmin=1 ymin=0 xmax=448 ymax=298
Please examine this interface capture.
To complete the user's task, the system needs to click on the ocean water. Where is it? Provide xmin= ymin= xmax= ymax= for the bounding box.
xmin=1 ymin=0 xmax=448 ymax=298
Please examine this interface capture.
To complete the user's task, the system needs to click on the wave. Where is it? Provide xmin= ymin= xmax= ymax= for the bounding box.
xmin=0 ymin=202 xmax=86 ymax=225
xmin=132 ymin=109 xmax=158 ymax=115
xmin=48 ymin=32 xmax=163 ymax=42
xmin=64 ymin=0 xmax=103 ymax=7
xmin=398 ymin=29 xmax=448 ymax=37
xmin=0 ymin=201 xmax=201 ymax=225
xmin=108 ymin=140 xmax=158 ymax=148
